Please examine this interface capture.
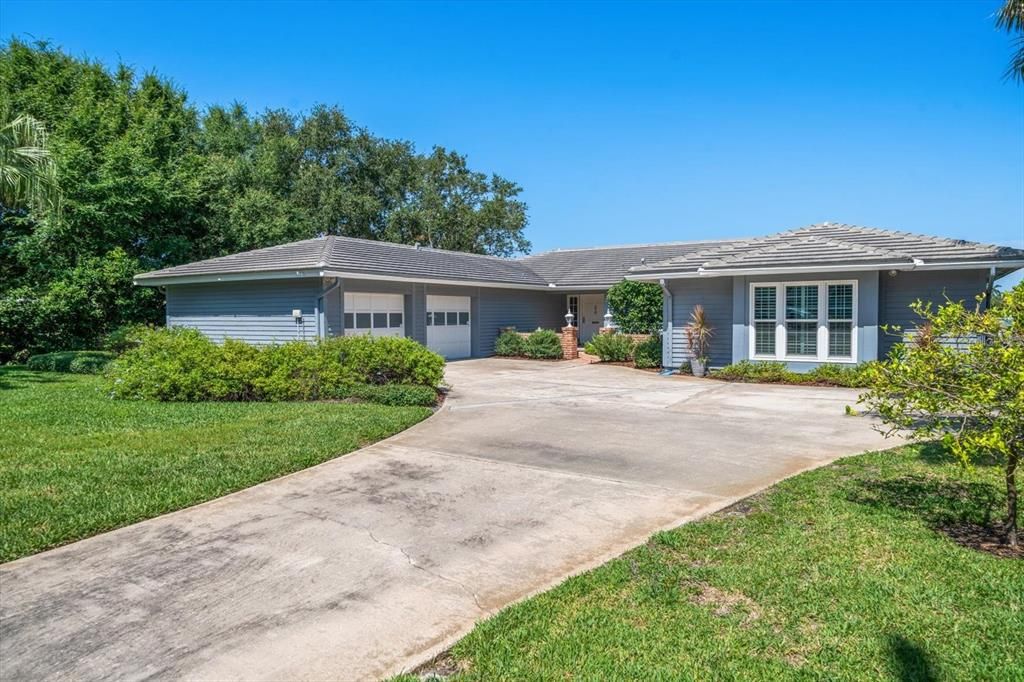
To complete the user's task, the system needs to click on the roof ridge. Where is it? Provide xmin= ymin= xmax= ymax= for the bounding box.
xmin=329 ymin=234 xmax=518 ymax=262
xmin=520 ymin=237 xmax=745 ymax=258
xmin=798 ymin=222 xmax=1006 ymax=253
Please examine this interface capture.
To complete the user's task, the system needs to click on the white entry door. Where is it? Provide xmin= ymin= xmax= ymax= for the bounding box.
xmin=577 ymin=293 xmax=605 ymax=344
xmin=426 ymin=295 xmax=471 ymax=359
xmin=343 ymin=292 xmax=405 ymax=337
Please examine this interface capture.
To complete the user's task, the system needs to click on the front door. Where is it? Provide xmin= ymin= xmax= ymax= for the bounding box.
xmin=577 ymin=293 xmax=605 ymax=344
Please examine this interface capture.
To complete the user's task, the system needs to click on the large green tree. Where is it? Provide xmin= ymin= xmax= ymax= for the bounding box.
xmin=0 ymin=39 xmax=531 ymax=360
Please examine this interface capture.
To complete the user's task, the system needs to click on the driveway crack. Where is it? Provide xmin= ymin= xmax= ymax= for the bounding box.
xmin=274 ymin=501 xmax=491 ymax=616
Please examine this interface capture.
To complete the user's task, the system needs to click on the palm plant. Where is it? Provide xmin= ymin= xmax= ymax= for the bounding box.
xmin=685 ymin=304 xmax=714 ymax=376
xmin=997 ymin=0 xmax=1024 ymax=82
xmin=0 ymin=106 xmax=60 ymax=214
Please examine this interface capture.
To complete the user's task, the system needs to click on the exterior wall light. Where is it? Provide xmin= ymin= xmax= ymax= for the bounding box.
xmin=565 ymin=310 xmax=575 ymax=327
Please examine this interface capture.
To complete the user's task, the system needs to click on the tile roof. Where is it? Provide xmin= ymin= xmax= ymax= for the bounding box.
xmin=631 ymin=223 xmax=1024 ymax=276
xmin=135 ymin=235 xmax=551 ymax=286
xmin=135 ymin=223 xmax=1024 ymax=287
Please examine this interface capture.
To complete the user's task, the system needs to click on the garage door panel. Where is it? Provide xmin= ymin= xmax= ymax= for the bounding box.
xmin=344 ymin=292 xmax=405 ymax=338
xmin=427 ymin=295 xmax=471 ymax=359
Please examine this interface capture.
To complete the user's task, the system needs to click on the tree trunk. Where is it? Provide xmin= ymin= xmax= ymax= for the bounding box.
xmin=1006 ymin=451 xmax=1019 ymax=548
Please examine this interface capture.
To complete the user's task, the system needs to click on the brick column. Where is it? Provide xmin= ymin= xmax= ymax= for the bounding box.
xmin=561 ymin=326 xmax=578 ymax=360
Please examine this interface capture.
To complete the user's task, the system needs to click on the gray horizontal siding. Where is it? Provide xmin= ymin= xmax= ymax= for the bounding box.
xmin=166 ymin=279 xmax=321 ymax=344
xmin=878 ymin=269 xmax=989 ymax=357
xmin=476 ymin=289 xmax=565 ymax=356
xmin=667 ymin=277 xmax=734 ymax=367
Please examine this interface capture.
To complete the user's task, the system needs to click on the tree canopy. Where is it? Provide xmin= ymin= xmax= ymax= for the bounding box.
xmin=0 ymin=39 xmax=530 ymax=360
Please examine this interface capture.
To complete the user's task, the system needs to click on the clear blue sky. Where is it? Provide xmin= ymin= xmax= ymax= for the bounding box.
xmin=3 ymin=0 xmax=1023 ymax=281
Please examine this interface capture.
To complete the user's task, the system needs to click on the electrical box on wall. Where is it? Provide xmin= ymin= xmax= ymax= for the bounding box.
xmin=292 ymin=309 xmax=302 ymax=320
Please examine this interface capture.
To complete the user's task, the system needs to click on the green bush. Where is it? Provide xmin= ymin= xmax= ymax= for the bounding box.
xmin=25 ymin=351 xmax=117 ymax=374
xmin=101 ymin=323 xmax=153 ymax=353
xmin=105 ymin=328 xmax=446 ymax=402
xmin=495 ymin=329 xmax=526 ymax=356
xmin=605 ymin=280 xmax=663 ymax=333
xmin=712 ymin=360 xmax=874 ymax=387
xmin=524 ymin=329 xmax=563 ymax=359
xmin=584 ymin=332 xmax=635 ymax=362
xmin=348 ymin=383 xmax=438 ymax=407
xmin=633 ymin=336 xmax=662 ymax=369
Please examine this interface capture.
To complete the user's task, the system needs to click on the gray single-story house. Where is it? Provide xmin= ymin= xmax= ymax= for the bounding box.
xmin=135 ymin=222 xmax=1024 ymax=370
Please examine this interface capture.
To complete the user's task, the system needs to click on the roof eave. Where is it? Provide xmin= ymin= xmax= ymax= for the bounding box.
xmin=134 ymin=268 xmax=326 ymax=287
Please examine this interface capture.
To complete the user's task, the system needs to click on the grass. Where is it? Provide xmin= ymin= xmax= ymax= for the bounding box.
xmin=406 ymin=444 xmax=1022 ymax=681
xmin=0 ymin=366 xmax=432 ymax=562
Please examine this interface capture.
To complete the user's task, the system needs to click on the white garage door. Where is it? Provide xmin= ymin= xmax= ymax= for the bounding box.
xmin=426 ymin=295 xmax=471 ymax=359
xmin=344 ymin=292 xmax=405 ymax=337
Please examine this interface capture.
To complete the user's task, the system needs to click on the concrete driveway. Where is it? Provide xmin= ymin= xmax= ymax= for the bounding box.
xmin=0 ymin=359 xmax=891 ymax=681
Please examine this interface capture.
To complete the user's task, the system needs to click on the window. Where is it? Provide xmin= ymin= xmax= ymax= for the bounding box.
xmin=389 ymin=313 xmax=403 ymax=328
xmin=750 ymin=281 xmax=857 ymax=363
xmin=785 ymin=285 xmax=818 ymax=357
xmin=434 ymin=311 xmax=446 ymax=326
xmin=753 ymin=286 xmax=776 ymax=356
xmin=373 ymin=312 xmax=388 ymax=329
xmin=344 ymin=313 xmax=354 ymax=329
xmin=446 ymin=311 xmax=458 ymax=326
xmin=828 ymin=284 xmax=853 ymax=358
xmin=458 ymin=312 xmax=470 ymax=326
xmin=356 ymin=312 xmax=371 ymax=329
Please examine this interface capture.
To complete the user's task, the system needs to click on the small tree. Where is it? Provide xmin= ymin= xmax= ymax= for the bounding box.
xmin=606 ymin=280 xmax=662 ymax=333
xmin=860 ymin=283 xmax=1023 ymax=547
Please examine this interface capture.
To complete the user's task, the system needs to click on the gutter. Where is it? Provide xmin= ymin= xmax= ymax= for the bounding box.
xmin=316 ymin=277 xmax=342 ymax=339
xmin=659 ymin=278 xmax=672 ymax=368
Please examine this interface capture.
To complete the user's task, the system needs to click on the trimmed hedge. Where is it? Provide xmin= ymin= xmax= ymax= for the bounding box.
xmin=26 ymin=351 xmax=117 ymax=374
xmin=524 ymin=329 xmax=563 ymax=359
xmin=348 ymin=383 xmax=438 ymax=407
xmin=584 ymin=332 xmax=635 ymax=362
xmin=712 ymin=360 xmax=875 ymax=388
xmin=495 ymin=330 xmax=526 ymax=356
xmin=633 ymin=336 xmax=662 ymax=369
xmin=105 ymin=328 xmax=445 ymax=402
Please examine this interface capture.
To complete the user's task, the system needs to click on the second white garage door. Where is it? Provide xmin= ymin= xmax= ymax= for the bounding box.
xmin=426 ymin=295 xmax=471 ymax=359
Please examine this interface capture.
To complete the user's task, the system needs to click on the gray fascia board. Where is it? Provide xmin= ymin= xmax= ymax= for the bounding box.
xmin=134 ymin=269 xmax=326 ymax=287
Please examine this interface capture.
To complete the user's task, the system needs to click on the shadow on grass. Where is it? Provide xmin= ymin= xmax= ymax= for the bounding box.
xmin=912 ymin=441 xmax=1001 ymax=469
xmin=888 ymin=635 xmax=938 ymax=682
xmin=0 ymin=366 xmax=74 ymax=390
xmin=849 ymin=452 xmax=1019 ymax=557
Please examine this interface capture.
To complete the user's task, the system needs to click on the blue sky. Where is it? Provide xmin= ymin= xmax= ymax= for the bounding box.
xmin=3 ymin=0 xmax=1022 ymax=282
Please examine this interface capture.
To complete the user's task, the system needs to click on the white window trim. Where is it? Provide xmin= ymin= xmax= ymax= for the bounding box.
xmin=748 ymin=280 xmax=858 ymax=364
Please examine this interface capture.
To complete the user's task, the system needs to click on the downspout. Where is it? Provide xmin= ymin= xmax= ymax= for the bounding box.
xmin=660 ymin=279 xmax=672 ymax=368
xmin=317 ymin=277 xmax=342 ymax=340
xmin=983 ymin=266 xmax=996 ymax=310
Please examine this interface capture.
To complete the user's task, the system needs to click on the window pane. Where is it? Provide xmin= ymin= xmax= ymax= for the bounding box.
xmin=786 ymin=321 xmax=817 ymax=355
xmin=389 ymin=313 xmax=403 ymax=328
xmin=829 ymin=321 xmax=852 ymax=357
xmin=786 ymin=286 xmax=818 ymax=320
xmin=344 ymin=313 xmax=354 ymax=329
xmin=458 ymin=312 xmax=470 ymax=326
xmin=373 ymin=312 xmax=388 ymax=328
xmin=433 ymin=312 xmax=446 ymax=326
xmin=755 ymin=322 xmax=775 ymax=355
xmin=356 ymin=313 xmax=371 ymax=329
xmin=446 ymin=312 xmax=458 ymax=325
xmin=754 ymin=287 xmax=776 ymax=321
xmin=828 ymin=284 xmax=853 ymax=320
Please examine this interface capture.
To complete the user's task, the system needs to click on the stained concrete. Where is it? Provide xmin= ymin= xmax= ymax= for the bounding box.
xmin=0 ymin=359 xmax=893 ymax=681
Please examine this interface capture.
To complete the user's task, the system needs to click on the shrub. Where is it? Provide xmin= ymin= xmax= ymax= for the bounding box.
xmin=584 ymin=332 xmax=635 ymax=362
xmin=105 ymin=328 xmax=446 ymax=402
xmin=26 ymin=351 xmax=117 ymax=374
xmin=348 ymin=383 xmax=438 ymax=407
xmin=606 ymin=280 xmax=663 ymax=333
xmin=495 ymin=329 xmax=526 ymax=356
xmin=101 ymin=323 xmax=153 ymax=353
xmin=524 ymin=329 xmax=563 ymax=359
xmin=633 ymin=336 xmax=662 ymax=369
xmin=712 ymin=360 xmax=875 ymax=387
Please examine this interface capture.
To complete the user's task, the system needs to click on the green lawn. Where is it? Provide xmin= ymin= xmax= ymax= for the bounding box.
xmin=409 ymin=445 xmax=1022 ymax=681
xmin=0 ymin=367 xmax=431 ymax=562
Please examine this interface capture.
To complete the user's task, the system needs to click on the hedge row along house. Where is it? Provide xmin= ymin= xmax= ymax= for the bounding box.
xmin=134 ymin=222 xmax=1024 ymax=369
